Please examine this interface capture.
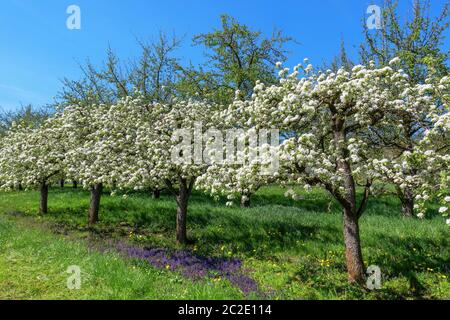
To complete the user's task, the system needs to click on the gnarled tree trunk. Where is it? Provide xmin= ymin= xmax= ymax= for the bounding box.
xmin=88 ymin=183 xmax=102 ymax=225
xmin=168 ymin=178 xmax=194 ymax=245
xmin=153 ymin=189 xmax=161 ymax=199
xmin=39 ymin=182 xmax=49 ymax=215
xmin=73 ymin=180 xmax=78 ymax=189
xmin=176 ymin=199 xmax=188 ymax=244
xmin=176 ymin=182 xmax=189 ymax=244
xmin=60 ymin=179 xmax=65 ymax=189
xmin=333 ymin=116 xmax=366 ymax=285
xmin=343 ymin=206 xmax=365 ymax=284
xmin=397 ymin=187 xmax=414 ymax=217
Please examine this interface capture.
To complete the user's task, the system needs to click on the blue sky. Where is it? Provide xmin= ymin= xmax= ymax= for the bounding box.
xmin=0 ymin=0 xmax=448 ymax=110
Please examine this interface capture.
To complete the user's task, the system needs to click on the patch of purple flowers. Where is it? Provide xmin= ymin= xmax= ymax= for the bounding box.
xmin=115 ymin=242 xmax=258 ymax=294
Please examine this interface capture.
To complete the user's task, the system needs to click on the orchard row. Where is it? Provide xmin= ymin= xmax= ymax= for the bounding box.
xmin=0 ymin=59 xmax=448 ymax=285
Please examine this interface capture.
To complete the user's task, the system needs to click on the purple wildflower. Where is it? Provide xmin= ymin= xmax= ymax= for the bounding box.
xmin=114 ymin=242 xmax=259 ymax=294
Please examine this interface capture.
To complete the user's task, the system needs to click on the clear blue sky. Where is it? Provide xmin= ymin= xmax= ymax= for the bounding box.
xmin=1 ymin=0 xmax=448 ymax=110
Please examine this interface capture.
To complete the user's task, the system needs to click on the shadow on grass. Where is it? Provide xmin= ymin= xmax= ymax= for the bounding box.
xmin=371 ymin=234 xmax=448 ymax=297
xmin=293 ymin=231 xmax=448 ymax=299
xmin=34 ymin=187 xmax=344 ymax=256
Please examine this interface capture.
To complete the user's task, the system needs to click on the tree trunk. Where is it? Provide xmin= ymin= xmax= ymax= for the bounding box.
xmin=176 ymin=201 xmax=187 ymax=245
xmin=153 ymin=189 xmax=161 ymax=199
xmin=397 ymin=187 xmax=414 ymax=217
xmin=332 ymin=116 xmax=365 ymax=285
xmin=240 ymin=193 xmax=251 ymax=208
xmin=18 ymin=183 xmax=23 ymax=191
xmin=60 ymin=179 xmax=65 ymax=188
xmin=73 ymin=181 xmax=78 ymax=189
xmin=399 ymin=124 xmax=415 ymax=218
xmin=88 ymin=183 xmax=102 ymax=225
xmin=343 ymin=206 xmax=365 ymax=284
xmin=401 ymin=192 xmax=414 ymax=217
xmin=176 ymin=180 xmax=191 ymax=245
xmin=39 ymin=182 xmax=48 ymax=215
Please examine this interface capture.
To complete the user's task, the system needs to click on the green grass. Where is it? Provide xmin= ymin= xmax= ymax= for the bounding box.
xmin=0 ymin=215 xmax=242 ymax=299
xmin=0 ymin=185 xmax=449 ymax=300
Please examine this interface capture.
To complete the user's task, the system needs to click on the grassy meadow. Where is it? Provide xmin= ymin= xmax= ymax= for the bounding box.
xmin=0 ymin=185 xmax=449 ymax=300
